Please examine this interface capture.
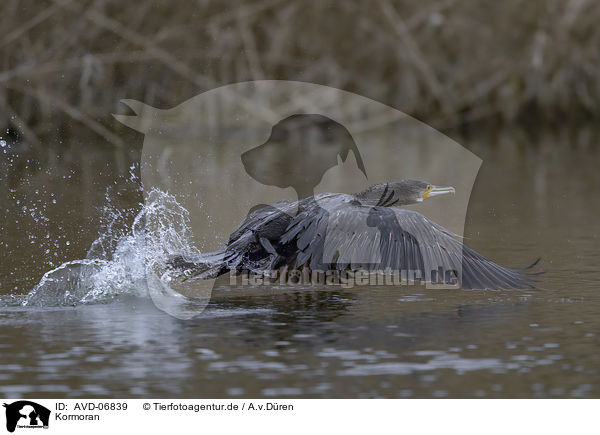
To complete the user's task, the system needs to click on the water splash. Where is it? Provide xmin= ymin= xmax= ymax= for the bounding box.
xmin=22 ymin=189 xmax=201 ymax=308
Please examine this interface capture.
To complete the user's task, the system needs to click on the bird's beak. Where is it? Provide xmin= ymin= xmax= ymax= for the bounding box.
xmin=423 ymin=185 xmax=455 ymax=200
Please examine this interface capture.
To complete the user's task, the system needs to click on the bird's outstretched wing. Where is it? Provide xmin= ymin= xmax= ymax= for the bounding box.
xmin=282 ymin=194 xmax=537 ymax=290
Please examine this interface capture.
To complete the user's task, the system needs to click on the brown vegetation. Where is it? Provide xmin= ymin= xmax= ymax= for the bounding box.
xmin=1 ymin=0 xmax=599 ymax=147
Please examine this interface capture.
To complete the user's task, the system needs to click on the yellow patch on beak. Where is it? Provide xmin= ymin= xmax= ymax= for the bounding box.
xmin=422 ymin=185 xmax=433 ymax=200
xmin=423 ymin=185 xmax=455 ymax=201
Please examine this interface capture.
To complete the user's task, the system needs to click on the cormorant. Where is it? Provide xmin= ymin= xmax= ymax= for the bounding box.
xmin=169 ymin=179 xmax=539 ymax=290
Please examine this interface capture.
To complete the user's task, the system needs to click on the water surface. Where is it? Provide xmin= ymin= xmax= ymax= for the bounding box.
xmin=1 ymin=128 xmax=599 ymax=398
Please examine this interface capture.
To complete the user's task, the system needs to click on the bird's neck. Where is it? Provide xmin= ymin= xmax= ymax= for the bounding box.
xmin=354 ymin=184 xmax=409 ymax=207
xmin=354 ymin=184 xmax=387 ymax=206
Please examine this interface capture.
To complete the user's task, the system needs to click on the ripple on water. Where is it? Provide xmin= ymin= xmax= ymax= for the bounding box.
xmin=335 ymin=352 xmax=507 ymax=377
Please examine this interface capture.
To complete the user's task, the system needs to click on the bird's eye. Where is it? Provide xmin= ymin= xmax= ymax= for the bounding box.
xmin=426 ymin=184 xmax=433 ymax=191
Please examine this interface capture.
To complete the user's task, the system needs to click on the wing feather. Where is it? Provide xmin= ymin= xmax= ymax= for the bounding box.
xmin=281 ymin=195 xmax=536 ymax=290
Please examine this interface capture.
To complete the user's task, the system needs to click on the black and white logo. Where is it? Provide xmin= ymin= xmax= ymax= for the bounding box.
xmin=3 ymin=401 xmax=50 ymax=433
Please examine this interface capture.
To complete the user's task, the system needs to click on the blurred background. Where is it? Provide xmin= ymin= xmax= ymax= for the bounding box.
xmin=2 ymin=0 xmax=600 ymax=138
xmin=1 ymin=0 xmax=599 ymax=293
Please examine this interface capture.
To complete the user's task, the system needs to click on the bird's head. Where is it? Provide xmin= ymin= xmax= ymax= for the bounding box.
xmin=355 ymin=179 xmax=455 ymax=206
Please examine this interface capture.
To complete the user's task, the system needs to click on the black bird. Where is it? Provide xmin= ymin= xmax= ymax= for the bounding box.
xmin=169 ymin=179 xmax=539 ymax=289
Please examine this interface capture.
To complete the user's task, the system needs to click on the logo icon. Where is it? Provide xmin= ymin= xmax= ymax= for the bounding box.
xmin=3 ymin=401 xmax=50 ymax=433
xmin=114 ymin=80 xmax=482 ymax=319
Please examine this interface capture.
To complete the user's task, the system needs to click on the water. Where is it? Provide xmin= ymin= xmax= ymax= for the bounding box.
xmin=1 ymin=127 xmax=599 ymax=398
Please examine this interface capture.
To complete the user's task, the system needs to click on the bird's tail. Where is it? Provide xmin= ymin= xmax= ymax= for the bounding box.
xmin=167 ymin=251 xmax=229 ymax=280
